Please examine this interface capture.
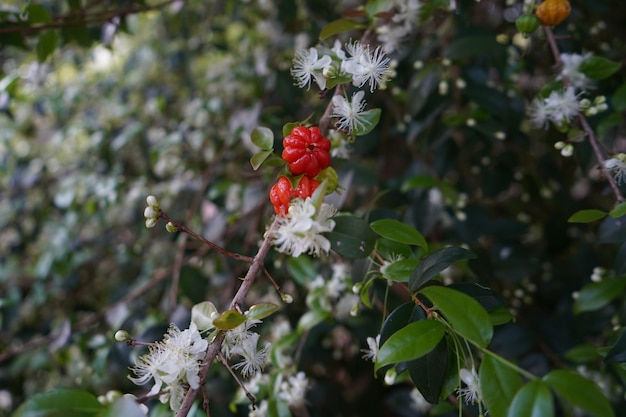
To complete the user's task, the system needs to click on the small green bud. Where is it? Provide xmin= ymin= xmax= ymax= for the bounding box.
xmin=165 ymin=222 xmax=178 ymax=233
xmin=280 ymin=293 xmax=294 ymax=304
xmin=515 ymin=14 xmax=541 ymax=38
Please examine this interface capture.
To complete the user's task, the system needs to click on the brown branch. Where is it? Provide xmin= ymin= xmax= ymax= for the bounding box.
xmin=174 ymin=217 xmax=279 ymax=417
xmin=0 ymin=0 xmax=182 ymax=36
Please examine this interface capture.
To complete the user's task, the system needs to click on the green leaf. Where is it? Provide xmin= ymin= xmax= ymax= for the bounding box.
xmin=370 ymin=219 xmax=428 ymax=249
xmin=409 ymin=247 xmax=476 ymax=292
xmin=246 ymin=302 xmax=280 ymax=321
xmin=580 ymin=56 xmax=622 ymax=80
xmin=251 ymin=126 xmax=274 ymax=150
xmin=573 ymin=276 xmax=626 ymax=314
xmin=612 ymin=83 xmax=626 ymax=112
xmin=407 ymin=337 xmax=449 ymax=404
xmin=319 ymin=18 xmax=365 ymax=41
xmin=353 ymin=108 xmax=381 ymax=136
xmin=282 ymin=121 xmax=300 ymax=138
xmin=103 ymin=397 xmax=146 ymax=417
xmin=375 ymin=319 xmax=446 ymax=371
xmin=382 ymin=258 xmax=420 ymax=282
xmin=420 ymin=286 xmax=493 ymax=348
xmin=609 ymin=202 xmax=626 ymax=219
xmin=250 ymin=150 xmax=273 ymax=170
xmin=13 ymin=388 xmax=103 ymax=417
xmin=488 ymin=305 xmax=515 ymax=326
xmin=479 ymin=354 xmax=524 ymax=417
xmin=325 ymin=214 xmax=377 ymax=258
xmin=287 ymin=255 xmax=318 ymax=286
xmin=380 ymin=302 xmax=426 ymax=347
xmin=604 ymin=329 xmax=626 ymax=363
xmin=37 ymin=30 xmax=58 ymax=62
xmin=568 ymin=209 xmax=607 ymax=223
xmin=212 ymin=309 xmax=246 ymax=330
xmin=507 ymin=380 xmax=554 ymax=417
xmin=191 ymin=301 xmax=218 ymax=331
xmin=25 ymin=4 xmax=52 ymax=23
xmin=565 ymin=344 xmax=602 ymax=364
xmin=543 ymin=370 xmax=615 ymax=417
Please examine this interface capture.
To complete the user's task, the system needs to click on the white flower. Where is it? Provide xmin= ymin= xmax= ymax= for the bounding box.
xmin=343 ymin=42 xmax=390 ymax=92
xmin=362 ymin=334 xmax=380 ymax=362
xmin=249 ymin=399 xmax=268 ymax=417
xmin=604 ymin=153 xmax=626 ymax=184
xmin=409 ymin=388 xmax=432 ymax=413
xmin=231 ymin=332 xmax=270 ymax=378
xmin=559 ymin=53 xmax=594 ymax=91
xmin=457 ymin=367 xmax=482 ymax=404
xmin=278 ymin=372 xmax=309 ymax=408
xmin=129 ymin=323 xmax=208 ymax=410
xmin=331 ymin=91 xmax=371 ymax=134
xmin=528 ymin=86 xmax=580 ymax=129
xmin=273 ymin=198 xmax=336 ymax=257
xmin=291 ymin=48 xmax=332 ymax=90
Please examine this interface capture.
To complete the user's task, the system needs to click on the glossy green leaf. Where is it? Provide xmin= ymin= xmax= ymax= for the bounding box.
xmin=568 ymin=209 xmax=607 ymax=223
xmin=580 ymin=56 xmax=622 ymax=80
xmin=609 ymin=202 xmax=626 ymax=219
xmin=565 ymin=344 xmax=602 ymax=364
xmin=370 ymin=219 xmax=428 ymax=249
xmin=479 ymin=354 xmax=524 ymax=417
xmin=409 ymin=247 xmax=476 ymax=291
xmin=605 ymin=329 xmax=626 ymax=363
xmin=376 ymin=319 xmax=446 ymax=371
xmin=251 ymin=126 xmax=274 ymax=150
xmin=353 ymin=108 xmax=381 ymax=136
xmin=380 ymin=302 xmax=426 ymax=347
xmin=382 ymin=258 xmax=420 ymax=282
xmin=420 ymin=286 xmax=493 ymax=348
xmin=488 ymin=305 xmax=515 ymax=326
xmin=212 ymin=309 xmax=246 ymax=330
xmin=246 ymin=302 xmax=280 ymax=321
xmin=37 ymin=30 xmax=58 ymax=62
xmin=543 ymin=370 xmax=615 ymax=417
xmin=319 ymin=18 xmax=365 ymax=41
xmin=573 ymin=276 xmax=626 ymax=314
xmin=325 ymin=214 xmax=376 ymax=258
xmin=250 ymin=150 xmax=273 ymax=170
xmin=507 ymin=380 xmax=553 ymax=417
xmin=448 ymin=282 xmax=506 ymax=311
xmin=13 ymin=388 xmax=103 ymax=417
xmin=408 ymin=337 xmax=449 ymax=404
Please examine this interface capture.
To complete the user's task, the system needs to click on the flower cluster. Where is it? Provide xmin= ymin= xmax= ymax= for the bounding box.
xmin=528 ymin=86 xmax=580 ymax=129
xmin=222 ymin=319 xmax=270 ymax=378
xmin=457 ymin=367 xmax=482 ymax=405
xmin=143 ymin=195 xmax=160 ymax=228
xmin=129 ymin=323 xmax=208 ymax=410
xmin=291 ymin=40 xmax=390 ymax=93
xmin=273 ymin=197 xmax=336 ymax=257
xmin=558 ymin=52 xmax=594 ymax=91
xmin=376 ymin=0 xmax=421 ymax=53
xmin=306 ymin=263 xmax=359 ymax=320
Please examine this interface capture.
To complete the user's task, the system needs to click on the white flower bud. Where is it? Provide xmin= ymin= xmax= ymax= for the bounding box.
xmin=114 ymin=330 xmax=130 ymax=342
xmin=281 ymin=293 xmax=294 ymax=304
xmin=466 ymin=118 xmax=476 ymax=127
xmin=146 ymin=195 xmax=159 ymax=208
xmin=144 ymin=206 xmax=158 ymax=219
xmin=561 ymin=144 xmax=574 ymax=157
xmin=145 ymin=218 xmax=157 ymax=228
xmin=165 ymin=222 xmax=178 ymax=233
xmin=438 ymin=80 xmax=449 ymax=95
xmin=495 ymin=131 xmax=506 ymax=140
xmin=455 ymin=78 xmax=466 ymax=89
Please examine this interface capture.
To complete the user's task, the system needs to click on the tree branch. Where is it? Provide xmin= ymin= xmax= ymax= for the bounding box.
xmin=174 ymin=217 xmax=279 ymax=417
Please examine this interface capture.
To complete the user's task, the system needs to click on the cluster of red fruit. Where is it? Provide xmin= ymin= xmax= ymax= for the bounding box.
xmin=270 ymin=126 xmax=331 ymax=216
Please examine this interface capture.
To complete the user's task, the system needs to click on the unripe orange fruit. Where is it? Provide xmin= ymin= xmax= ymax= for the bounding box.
xmin=535 ymin=0 xmax=571 ymax=26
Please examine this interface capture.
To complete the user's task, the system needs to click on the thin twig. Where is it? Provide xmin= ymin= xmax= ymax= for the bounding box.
xmin=216 ymin=351 xmax=256 ymax=405
xmin=543 ymin=26 xmax=623 ymax=202
xmin=174 ymin=218 xmax=279 ymax=417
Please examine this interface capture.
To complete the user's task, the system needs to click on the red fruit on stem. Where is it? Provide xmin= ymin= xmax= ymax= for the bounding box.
xmin=282 ymin=126 xmax=331 ymax=178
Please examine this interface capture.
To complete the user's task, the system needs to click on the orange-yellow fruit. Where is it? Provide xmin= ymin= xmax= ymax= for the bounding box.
xmin=535 ymin=0 xmax=571 ymax=26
